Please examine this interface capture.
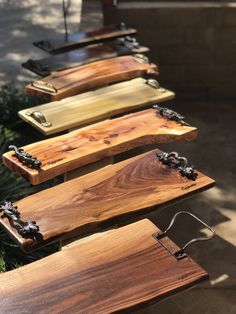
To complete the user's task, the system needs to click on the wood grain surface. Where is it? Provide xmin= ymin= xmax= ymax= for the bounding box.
xmin=33 ymin=24 xmax=137 ymax=54
xmin=0 ymin=219 xmax=208 ymax=314
xmin=19 ymin=78 xmax=175 ymax=135
xmin=4 ymin=108 xmax=197 ymax=185
xmin=22 ymin=40 xmax=149 ymax=77
xmin=0 ymin=150 xmax=215 ymax=251
xmin=25 ymin=55 xmax=158 ymax=101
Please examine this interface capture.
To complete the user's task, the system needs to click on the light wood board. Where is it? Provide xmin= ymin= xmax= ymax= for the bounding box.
xmin=19 ymin=78 xmax=175 ymax=135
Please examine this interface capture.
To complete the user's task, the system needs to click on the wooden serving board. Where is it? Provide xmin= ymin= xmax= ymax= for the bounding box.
xmin=0 ymin=219 xmax=208 ymax=313
xmin=19 ymin=78 xmax=175 ymax=135
xmin=3 ymin=109 xmax=197 ymax=185
xmin=0 ymin=150 xmax=215 ymax=251
xmin=33 ymin=23 xmax=137 ymax=54
xmin=24 ymin=55 xmax=158 ymax=101
xmin=22 ymin=39 xmax=149 ymax=77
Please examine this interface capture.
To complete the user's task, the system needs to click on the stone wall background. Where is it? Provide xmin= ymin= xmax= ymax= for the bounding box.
xmin=103 ymin=2 xmax=236 ymax=100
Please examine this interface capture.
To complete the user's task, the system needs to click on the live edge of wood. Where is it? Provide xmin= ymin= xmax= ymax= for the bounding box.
xmin=0 ymin=219 xmax=208 ymax=314
xmin=0 ymin=150 xmax=215 ymax=252
xmin=3 ymin=108 xmax=197 ymax=185
xmin=19 ymin=78 xmax=175 ymax=135
xmin=24 ymin=55 xmax=159 ymax=101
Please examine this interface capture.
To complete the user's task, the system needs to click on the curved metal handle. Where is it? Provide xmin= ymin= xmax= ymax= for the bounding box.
xmin=25 ymin=111 xmax=52 ymax=127
xmin=156 ymin=211 xmax=215 ymax=259
xmin=134 ymin=54 xmax=149 ymax=64
xmin=32 ymin=80 xmax=57 ymax=93
xmin=146 ymin=79 xmax=167 ymax=93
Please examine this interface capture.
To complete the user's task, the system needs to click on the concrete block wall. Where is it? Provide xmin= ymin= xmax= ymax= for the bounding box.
xmin=103 ymin=2 xmax=236 ymax=100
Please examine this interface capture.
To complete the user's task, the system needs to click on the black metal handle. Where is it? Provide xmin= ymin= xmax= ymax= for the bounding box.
xmin=0 ymin=201 xmax=40 ymax=239
xmin=120 ymin=36 xmax=140 ymax=49
xmin=9 ymin=145 xmax=41 ymax=170
xmin=117 ymin=22 xmax=127 ymax=30
xmin=155 ymin=211 xmax=215 ymax=259
xmin=134 ymin=54 xmax=149 ymax=64
xmin=23 ymin=59 xmax=48 ymax=72
xmin=157 ymin=151 xmax=198 ymax=181
xmin=34 ymin=40 xmax=54 ymax=50
xmin=153 ymin=104 xmax=189 ymax=125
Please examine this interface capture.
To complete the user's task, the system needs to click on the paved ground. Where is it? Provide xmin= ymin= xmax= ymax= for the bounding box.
xmin=0 ymin=1 xmax=235 ymax=313
xmin=0 ymin=0 xmax=102 ymax=85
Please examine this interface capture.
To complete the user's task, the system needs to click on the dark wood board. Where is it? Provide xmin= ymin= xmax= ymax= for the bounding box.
xmin=33 ymin=23 xmax=137 ymax=54
xmin=3 ymin=108 xmax=197 ymax=185
xmin=0 ymin=150 xmax=215 ymax=251
xmin=0 ymin=219 xmax=208 ymax=313
xmin=22 ymin=39 xmax=149 ymax=77
xmin=24 ymin=55 xmax=158 ymax=101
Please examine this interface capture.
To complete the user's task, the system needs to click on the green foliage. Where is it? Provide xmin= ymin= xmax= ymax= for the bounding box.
xmin=0 ymin=83 xmax=41 ymax=127
xmin=0 ymin=85 xmax=59 ymax=272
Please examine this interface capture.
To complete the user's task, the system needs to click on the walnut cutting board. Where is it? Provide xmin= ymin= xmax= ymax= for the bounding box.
xmin=19 ymin=78 xmax=175 ymax=135
xmin=33 ymin=24 xmax=137 ymax=54
xmin=4 ymin=109 xmax=197 ymax=185
xmin=0 ymin=150 xmax=215 ymax=251
xmin=22 ymin=40 xmax=149 ymax=77
xmin=0 ymin=219 xmax=208 ymax=313
xmin=25 ymin=55 xmax=158 ymax=101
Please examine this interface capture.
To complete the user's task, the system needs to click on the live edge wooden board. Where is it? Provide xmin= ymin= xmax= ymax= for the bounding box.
xmin=25 ymin=55 xmax=158 ymax=101
xmin=22 ymin=38 xmax=149 ymax=77
xmin=33 ymin=23 xmax=137 ymax=54
xmin=19 ymin=78 xmax=175 ymax=135
xmin=0 ymin=219 xmax=208 ymax=314
xmin=0 ymin=150 xmax=215 ymax=251
xmin=3 ymin=109 xmax=197 ymax=185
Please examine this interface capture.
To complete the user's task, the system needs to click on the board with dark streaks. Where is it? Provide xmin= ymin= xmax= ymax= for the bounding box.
xmin=0 ymin=150 xmax=215 ymax=251
xmin=0 ymin=219 xmax=208 ymax=313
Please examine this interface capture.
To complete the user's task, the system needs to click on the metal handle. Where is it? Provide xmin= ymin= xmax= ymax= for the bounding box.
xmin=157 ymin=151 xmax=198 ymax=181
xmin=120 ymin=36 xmax=140 ymax=49
xmin=24 ymin=59 xmax=48 ymax=72
xmin=25 ymin=111 xmax=52 ymax=127
xmin=134 ymin=54 xmax=149 ymax=64
xmin=155 ymin=211 xmax=215 ymax=259
xmin=9 ymin=145 xmax=41 ymax=170
xmin=153 ymin=104 xmax=187 ymax=125
xmin=146 ymin=79 xmax=167 ymax=93
xmin=32 ymin=80 xmax=57 ymax=94
xmin=117 ymin=22 xmax=127 ymax=30
xmin=0 ymin=201 xmax=40 ymax=239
